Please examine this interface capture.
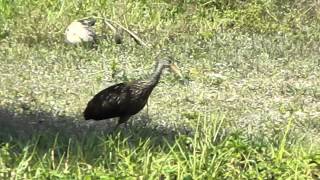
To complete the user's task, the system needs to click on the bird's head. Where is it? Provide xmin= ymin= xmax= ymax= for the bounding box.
xmin=156 ymin=57 xmax=183 ymax=78
xmin=78 ymin=17 xmax=96 ymax=26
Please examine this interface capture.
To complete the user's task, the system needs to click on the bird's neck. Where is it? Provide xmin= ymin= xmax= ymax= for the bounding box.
xmin=147 ymin=65 xmax=165 ymax=88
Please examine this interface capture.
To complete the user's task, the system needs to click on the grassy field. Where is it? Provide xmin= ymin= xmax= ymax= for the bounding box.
xmin=1 ymin=0 xmax=320 ymax=179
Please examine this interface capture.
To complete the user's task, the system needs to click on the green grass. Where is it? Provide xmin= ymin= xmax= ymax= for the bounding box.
xmin=1 ymin=0 xmax=320 ymax=179
xmin=0 ymin=115 xmax=319 ymax=179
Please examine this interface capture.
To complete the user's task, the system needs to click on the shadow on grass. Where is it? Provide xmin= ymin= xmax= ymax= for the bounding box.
xmin=0 ymin=106 xmax=193 ymax=151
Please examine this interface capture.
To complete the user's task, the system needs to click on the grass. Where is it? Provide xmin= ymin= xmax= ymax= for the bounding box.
xmin=0 ymin=115 xmax=318 ymax=179
xmin=1 ymin=0 xmax=320 ymax=179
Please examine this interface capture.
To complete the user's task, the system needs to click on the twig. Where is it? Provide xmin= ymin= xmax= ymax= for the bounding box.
xmin=103 ymin=20 xmax=117 ymax=34
xmin=265 ymin=8 xmax=279 ymax=22
xmin=83 ymin=16 xmax=149 ymax=47
xmin=105 ymin=19 xmax=148 ymax=47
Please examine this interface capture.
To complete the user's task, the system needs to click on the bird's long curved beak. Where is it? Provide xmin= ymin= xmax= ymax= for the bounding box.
xmin=170 ymin=64 xmax=183 ymax=78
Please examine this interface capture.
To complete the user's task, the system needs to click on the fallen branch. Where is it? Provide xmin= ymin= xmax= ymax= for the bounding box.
xmin=105 ymin=19 xmax=148 ymax=47
xmin=80 ymin=16 xmax=149 ymax=47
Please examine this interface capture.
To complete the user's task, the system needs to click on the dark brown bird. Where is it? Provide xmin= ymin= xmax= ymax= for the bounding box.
xmin=83 ymin=58 xmax=182 ymax=128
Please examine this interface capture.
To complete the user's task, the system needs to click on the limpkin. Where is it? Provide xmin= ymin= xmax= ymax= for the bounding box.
xmin=83 ymin=58 xmax=182 ymax=128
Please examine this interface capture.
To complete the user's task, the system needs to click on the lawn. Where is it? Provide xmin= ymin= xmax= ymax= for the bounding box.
xmin=0 ymin=0 xmax=320 ymax=179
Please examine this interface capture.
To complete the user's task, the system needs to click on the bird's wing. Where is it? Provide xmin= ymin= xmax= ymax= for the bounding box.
xmin=85 ymin=83 xmax=130 ymax=118
xmin=65 ymin=21 xmax=96 ymax=43
xmin=95 ymin=83 xmax=129 ymax=106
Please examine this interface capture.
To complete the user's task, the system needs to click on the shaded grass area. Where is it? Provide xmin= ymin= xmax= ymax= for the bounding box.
xmin=0 ymin=107 xmax=319 ymax=179
xmin=1 ymin=0 xmax=320 ymax=179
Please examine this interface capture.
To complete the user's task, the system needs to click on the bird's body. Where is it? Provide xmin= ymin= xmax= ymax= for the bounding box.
xmin=65 ymin=18 xmax=97 ymax=45
xmin=83 ymin=58 xmax=182 ymax=127
xmin=84 ymin=81 xmax=154 ymax=121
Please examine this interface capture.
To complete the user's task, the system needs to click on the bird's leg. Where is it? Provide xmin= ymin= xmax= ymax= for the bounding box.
xmin=144 ymin=100 xmax=151 ymax=127
xmin=119 ymin=115 xmax=130 ymax=125
xmin=114 ymin=116 xmax=130 ymax=130
xmin=146 ymin=100 xmax=149 ymax=118
xmin=113 ymin=123 xmax=121 ymax=131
